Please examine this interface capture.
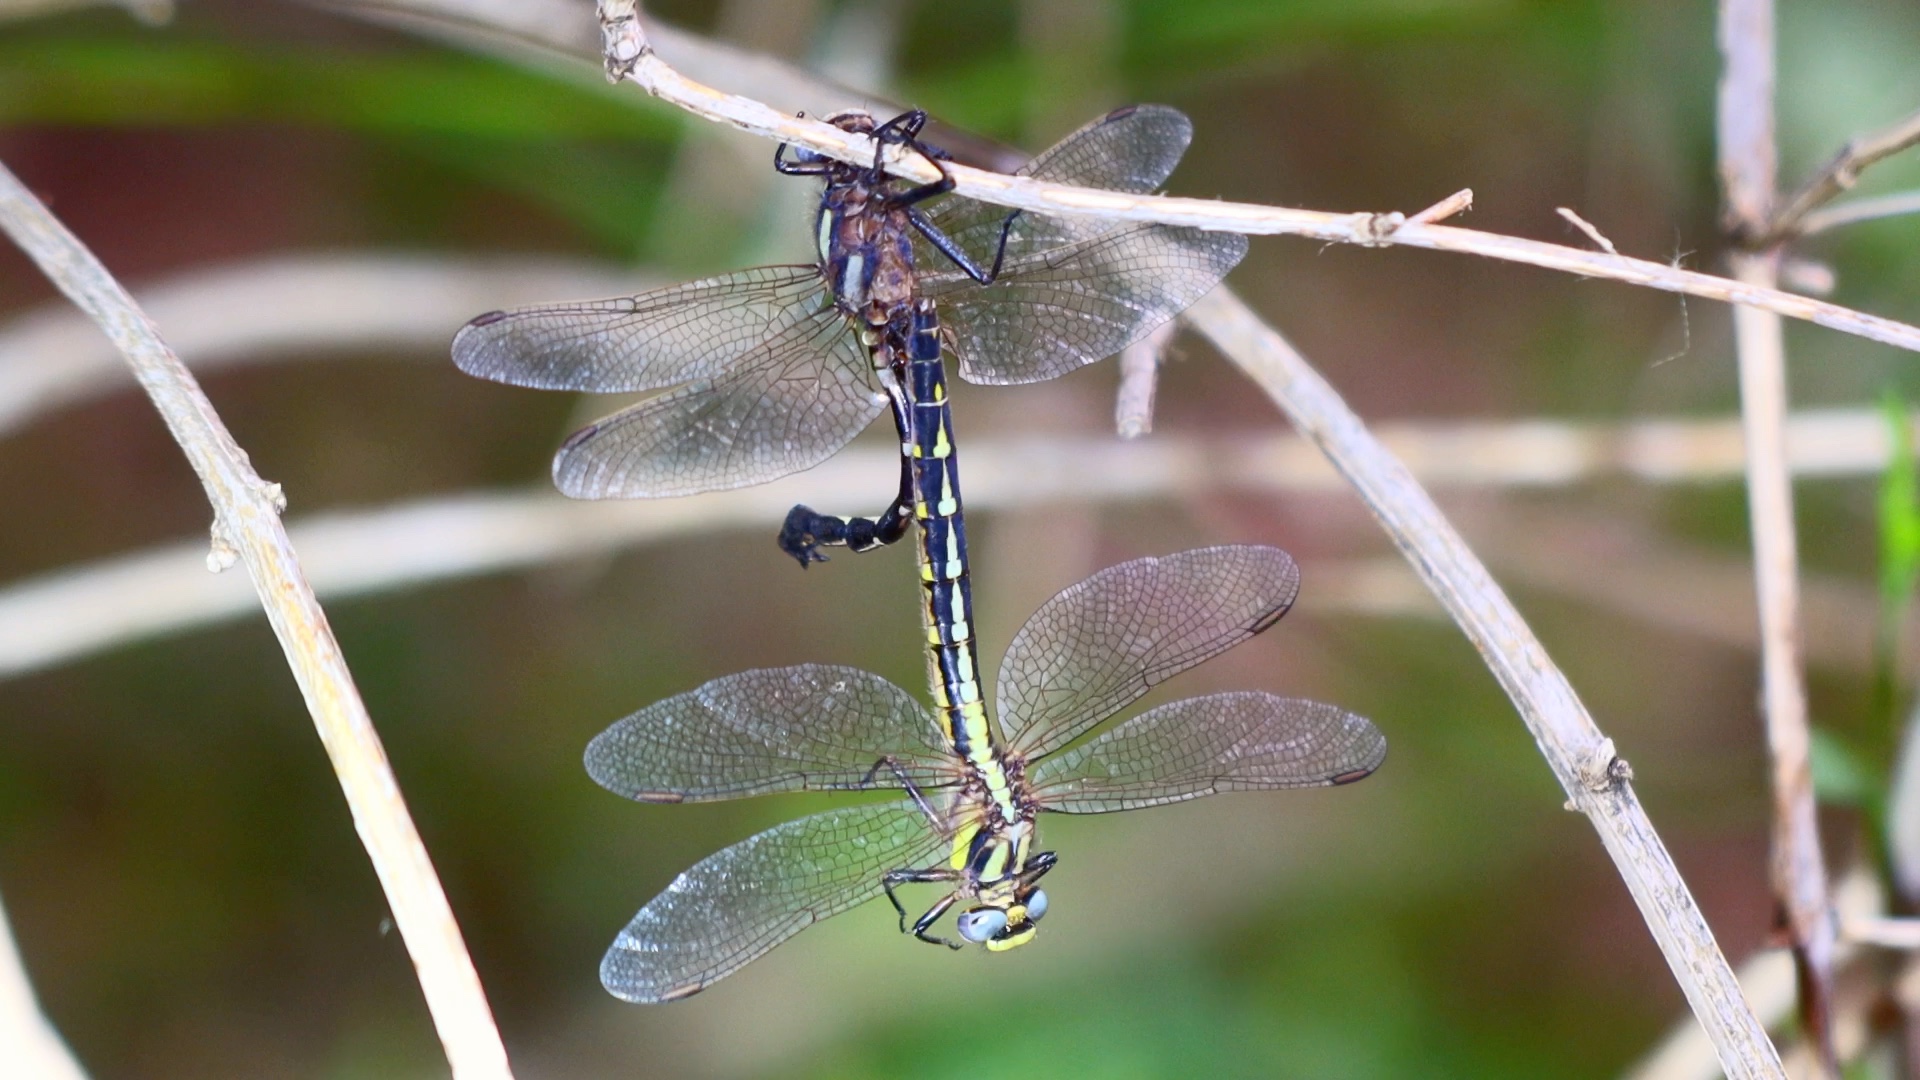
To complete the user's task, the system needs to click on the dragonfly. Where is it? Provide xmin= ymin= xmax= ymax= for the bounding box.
xmin=585 ymin=544 xmax=1385 ymax=1002
xmin=449 ymin=105 xmax=1247 ymax=560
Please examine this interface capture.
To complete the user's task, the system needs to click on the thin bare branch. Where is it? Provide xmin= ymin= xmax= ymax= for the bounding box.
xmin=1799 ymin=189 xmax=1920 ymax=236
xmin=1114 ymin=319 xmax=1175 ymax=438
xmin=1628 ymin=870 xmax=1881 ymax=1080
xmin=0 ymin=0 xmax=168 ymax=24
xmin=0 ymin=892 xmax=88 ymax=1080
xmin=1184 ymin=287 xmax=1782 ymax=1076
xmin=1843 ymin=918 xmax=1920 ymax=951
xmin=325 ymin=0 xmax=1920 ymax=358
xmin=1718 ymin=1 xmax=1837 ymax=1071
xmin=0 ymin=253 xmax=648 ymax=437
xmin=1407 ymin=189 xmax=1474 ymax=225
xmin=1767 ymin=107 xmax=1920 ymax=242
xmin=1556 ymin=207 xmax=1619 ymax=255
xmin=0 ymin=165 xmax=513 ymax=1080
xmin=8 ymin=463 xmax=1911 ymax=681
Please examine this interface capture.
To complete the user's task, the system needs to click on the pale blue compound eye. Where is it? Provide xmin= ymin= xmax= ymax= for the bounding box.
xmin=1025 ymin=889 xmax=1049 ymax=923
xmin=957 ymin=908 xmax=1009 ymax=943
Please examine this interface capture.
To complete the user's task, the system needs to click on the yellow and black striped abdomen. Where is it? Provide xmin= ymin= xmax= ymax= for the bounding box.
xmin=902 ymin=300 xmax=1019 ymax=820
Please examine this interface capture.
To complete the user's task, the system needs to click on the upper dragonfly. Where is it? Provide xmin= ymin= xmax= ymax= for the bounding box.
xmin=585 ymin=545 xmax=1385 ymax=1002
xmin=449 ymin=105 xmax=1246 ymax=529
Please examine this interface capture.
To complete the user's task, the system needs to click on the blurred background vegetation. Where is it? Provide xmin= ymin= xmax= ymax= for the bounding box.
xmin=2 ymin=0 xmax=1919 ymax=1076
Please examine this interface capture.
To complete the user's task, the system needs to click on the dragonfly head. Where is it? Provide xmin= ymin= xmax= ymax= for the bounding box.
xmin=957 ymin=883 xmax=1051 ymax=952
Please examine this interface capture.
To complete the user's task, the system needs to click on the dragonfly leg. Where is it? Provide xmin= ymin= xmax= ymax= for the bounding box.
xmin=882 ymin=869 xmax=964 ymax=949
xmin=773 ymin=138 xmax=833 ymax=176
xmin=907 ymin=205 xmax=1023 ymax=286
xmin=856 ymin=756 xmax=944 ymax=828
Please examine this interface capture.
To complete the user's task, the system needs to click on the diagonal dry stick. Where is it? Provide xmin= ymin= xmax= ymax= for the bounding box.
xmin=0 ymin=165 xmax=514 ymax=1080
xmin=1763 ymin=105 xmax=1920 ymax=243
xmin=1717 ymin=1 xmax=1838 ymax=1074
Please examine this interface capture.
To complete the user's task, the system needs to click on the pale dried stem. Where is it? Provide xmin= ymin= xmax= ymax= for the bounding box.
xmin=0 ymin=0 xmax=169 ymax=23
xmin=1406 ymin=188 xmax=1474 ymax=225
xmin=1557 ymin=207 xmax=1619 ymax=255
xmin=323 ymin=0 xmax=1920 ymax=357
xmin=0 ymin=166 xmax=513 ymax=1080
xmin=0 ymin=893 xmax=88 ymax=1080
xmin=1184 ymin=288 xmax=1781 ymax=1076
xmin=1767 ymin=107 xmax=1920 ymax=243
xmin=2 ymin=415 xmax=1913 ymax=680
xmin=1718 ymin=0 xmax=1836 ymax=1071
xmin=1799 ymin=190 xmax=1920 ymax=236
xmin=1114 ymin=319 xmax=1174 ymax=438
xmin=1628 ymin=870 xmax=1882 ymax=1080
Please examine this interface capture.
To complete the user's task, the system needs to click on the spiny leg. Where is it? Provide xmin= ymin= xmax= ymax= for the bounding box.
xmin=882 ymin=867 xmax=964 ymax=949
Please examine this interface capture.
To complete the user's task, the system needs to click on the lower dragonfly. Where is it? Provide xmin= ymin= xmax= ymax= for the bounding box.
xmin=585 ymin=544 xmax=1385 ymax=1002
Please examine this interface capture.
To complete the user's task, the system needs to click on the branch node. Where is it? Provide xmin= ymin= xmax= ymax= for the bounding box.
xmin=207 ymin=518 xmax=240 ymax=574
xmin=1352 ymin=211 xmax=1405 ymax=247
xmin=1580 ymin=737 xmax=1632 ymax=793
xmin=596 ymin=0 xmax=650 ymax=81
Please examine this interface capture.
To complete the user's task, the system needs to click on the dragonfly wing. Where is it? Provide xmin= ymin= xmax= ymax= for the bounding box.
xmin=601 ymin=801 xmax=949 ymax=1002
xmin=920 ymin=104 xmax=1197 ymax=251
xmin=585 ymin=665 xmax=952 ymax=803
xmin=1028 ymin=692 xmax=1385 ymax=815
xmin=926 ymin=222 xmax=1247 ymax=385
xmin=551 ymin=308 xmax=885 ymax=497
xmin=999 ymin=545 xmax=1301 ymax=762
xmin=451 ymin=265 xmax=830 ymax=393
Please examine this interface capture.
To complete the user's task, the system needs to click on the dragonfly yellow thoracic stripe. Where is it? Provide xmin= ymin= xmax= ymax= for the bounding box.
xmin=584 ymin=545 xmax=1386 ymax=1003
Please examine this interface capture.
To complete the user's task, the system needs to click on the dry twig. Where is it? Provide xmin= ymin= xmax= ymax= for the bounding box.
xmin=0 ymin=165 xmax=514 ymax=1080
xmin=1 ymin=412 xmax=1912 ymax=679
xmin=0 ymin=893 xmax=88 ymax=1080
xmin=1764 ymin=106 xmax=1920 ymax=243
xmin=1718 ymin=2 xmax=1837 ymax=1071
xmin=323 ymin=0 xmax=1920 ymax=358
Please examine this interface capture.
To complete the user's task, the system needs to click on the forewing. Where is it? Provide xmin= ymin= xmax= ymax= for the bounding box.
xmin=600 ymin=801 xmax=948 ymax=1002
xmin=924 ymin=223 xmax=1248 ymax=384
xmin=551 ymin=308 xmax=884 ymax=497
xmin=914 ymin=107 xmax=1242 ymax=385
xmin=451 ymin=266 xmax=830 ymax=393
xmin=999 ymin=546 xmax=1301 ymax=761
xmin=921 ymin=104 xmax=1196 ymax=251
xmin=585 ymin=665 xmax=952 ymax=803
xmin=1028 ymin=693 xmax=1385 ymax=814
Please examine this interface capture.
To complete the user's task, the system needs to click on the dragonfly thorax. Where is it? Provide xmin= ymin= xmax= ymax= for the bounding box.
xmin=817 ymin=183 xmax=918 ymax=321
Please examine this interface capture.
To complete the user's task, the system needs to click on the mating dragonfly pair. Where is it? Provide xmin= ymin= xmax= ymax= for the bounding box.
xmin=454 ymin=105 xmax=1384 ymax=1001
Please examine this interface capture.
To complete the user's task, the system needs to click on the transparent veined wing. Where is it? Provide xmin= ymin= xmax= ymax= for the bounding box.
xmin=585 ymin=665 xmax=954 ymax=803
xmin=914 ymin=105 xmax=1248 ymax=384
xmin=924 ymin=224 xmax=1248 ymax=385
xmin=551 ymin=307 xmax=885 ymax=497
xmin=998 ymin=546 xmax=1301 ymax=762
xmin=1027 ymin=692 xmax=1385 ymax=814
xmin=601 ymin=801 xmax=948 ymax=1003
xmin=450 ymin=266 xmax=832 ymax=394
xmin=921 ymin=104 xmax=1196 ymax=254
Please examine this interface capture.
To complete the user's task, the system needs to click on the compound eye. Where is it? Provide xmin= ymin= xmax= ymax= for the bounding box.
xmin=957 ymin=908 xmax=1010 ymax=943
xmin=1025 ymin=889 xmax=1049 ymax=923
